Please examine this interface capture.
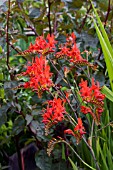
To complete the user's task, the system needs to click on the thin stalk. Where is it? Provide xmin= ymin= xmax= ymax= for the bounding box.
xmin=83 ymin=137 xmax=100 ymax=170
xmin=104 ymin=0 xmax=111 ymax=26
xmin=75 ymin=65 xmax=91 ymax=81
xmin=86 ymin=51 xmax=90 ymax=79
xmin=53 ymin=13 xmax=58 ymax=35
xmin=29 ymin=25 xmax=38 ymax=37
xmin=17 ymin=2 xmax=38 ymax=36
xmin=54 ymin=85 xmax=78 ymax=120
xmin=47 ymin=0 xmax=52 ymax=35
xmin=47 ymin=56 xmax=80 ymax=119
xmin=62 ymin=140 xmax=96 ymax=170
xmin=9 ymin=43 xmax=21 ymax=54
xmin=57 ymin=60 xmax=79 ymax=104
xmin=90 ymin=119 xmax=94 ymax=147
xmin=79 ymin=4 xmax=92 ymax=33
xmin=96 ymin=121 xmax=113 ymax=132
xmin=6 ymin=0 xmax=10 ymax=70
xmin=47 ymin=56 xmax=68 ymax=84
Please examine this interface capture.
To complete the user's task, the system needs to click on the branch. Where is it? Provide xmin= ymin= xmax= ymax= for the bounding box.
xmin=79 ymin=4 xmax=92 ymax=34
xmin=47 ymin=56 xmax=78 ymax=120
xmin=15 ymin=135 xmax=23 ymax=170
xmin=8 ymin=42 xmax=21 ymax=54
xmin=29 ymin=25 xmax=38 ymax=36
xmin=17 ymin=2 xmax=38 ymax=36
xmin=6 ymin=0 xmax=10 ymax=70
xmin=47 ymin=0 xmax=52 ymax=35
xmin=53 ymin=13 xmax=58 ymax=35
xmin=104 ymin=0 xmax=111 ymax=26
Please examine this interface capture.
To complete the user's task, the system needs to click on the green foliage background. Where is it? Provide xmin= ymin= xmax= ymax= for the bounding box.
xmin=0 ymin=0 xmax=113 ymax=169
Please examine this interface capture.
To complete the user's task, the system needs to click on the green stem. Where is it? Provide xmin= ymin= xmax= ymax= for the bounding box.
xmin=83 ymin=137 xmax=100 ymax=170
xmin=62 ymin=140 xmax=96 ymax=170
xmin=90 ymin=119 xmax=94 ymax=147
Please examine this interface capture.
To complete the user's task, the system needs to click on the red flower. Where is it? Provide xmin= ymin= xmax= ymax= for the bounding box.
xmin=79 ymin=78 xmax=105 ymax=125
xmin=80 ymin=105 xmax=92 ymax=114
xmin=56 ymin=46 xmax=70 ymax=58
xmin=42 ymin=98 xmax=67 ymax=125
xmin=46 ymin=34 xmax=57 ymax=49
xmin=64 ymin=118 xmax=86 ymax=144
xmin=79 ymin=78 xmax=105 ymax=106
xmin=68 ymin=43 xmax=83 ymax=62
xmin=94 ymin=107 xmax=104 ymax=124
xmin=56 ymin=42 xmax=83 ymax=62
xmin=64 ymin=129 xmax=75 ymax=136
xmin=22 ymin=56 xmax=53 ymax=97
xmin=56 ymin=33 xmax=89 ymax=63
xmin=19 ymin=34 xmax=57 ymax=56
xmin=55 ymin=33 xmax=97 ymax=70
xmin=74 ymin=118 xmax=86 ymax=136
xmin=79 ymin=79 xmax=91 ymax=102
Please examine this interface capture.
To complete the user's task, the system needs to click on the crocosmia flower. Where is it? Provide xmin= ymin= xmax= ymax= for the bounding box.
xmin=64 ymin=118 xmax=86 ymax=144
xmin=42 ymin=98 xmax=66 ymax=125
xmin=22 ymin=56 xmax=53 ymax=97
xmin=79 ymin=78 xmax=105 ymax=125
xmin=19 ymin=34 xmax=57 ymax=56
xmin=42 ymin=98 xmax=67 ymax=135
xmin=55 ymin=33 xmax=96 ymax=70
xmin=42 ymin=98 xmax=66 ymax=136
xmin=79 ymin=78 xmax=105 ymax=106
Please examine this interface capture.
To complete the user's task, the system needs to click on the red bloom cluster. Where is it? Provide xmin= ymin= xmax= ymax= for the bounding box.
xmin=22 ymin=56 xmax=53 ymax=97
xmin=55 ymin=33 xmax=97 ymax=71
xmin=79 ymin=78 xmax=105 ymax=125
xmin=42 ymin=98 xmax=66 ymax=125
xmin=21 ymin=34 xmax=57 ymax=56
xmin=80 ymin=105 xmax=92 ymax=114
xmin=56 ymin=33 xmax=92 ymax=66
xmin=64 ymin=118 xmax=86 ymax=144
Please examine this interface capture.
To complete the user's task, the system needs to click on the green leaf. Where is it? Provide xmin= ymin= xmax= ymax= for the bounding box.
xmin=25 ymin=114 xmax=33 ymax=125
xmin=13 ymin=115 xmax=25 ymax=135
xmin=67 ymin=0 xmax=83 ymax=9
xmin=0 ymin=46 xmax=2 ymax=53
xmin=35 ymin=150 xmax=52 ymax=170
xmin=91 ymin=1 xmax=113 ymax=91
xmin=93 ymin=19 xmax=113 ymax=91
xmin=29 ymin=7 xmax=41 ymax=18
xmin=62 ymin=143 xmax=66 ymax=160
xmin=91 ymin=1 xmax=113 ymax=57
xmin=56 ymin=34 xmax=66 ymax=43
xmin=32 ymin=109 xmax=42 ymax=116
xmin=29 ymin=120 xmax=39 ymax=134
xmin=101 ymin=85 xmax=113 ymax=102
xmin=0 ymin=72 xmax=3 ymax=81
xmin=96 ymin=138 xmax=100 ymax=160
xmin=99 ymin=144 xmax=109 ymax=170
xmin=0 ymin=88 xmax=4 ymax=99
xmin=30 ymin=120 xmax=45 ymax=140
xmin=0 ymin=104 xmax=11 ymax=127
xmin=107 ymin=147 xmax=113 ymax=170
xmin=61 ymin=87 xmax=68 ymax=91
xmin=51 ymin=161 xmax=71 ymax=170
xmin=68 ymin=157 xmax=78 ymax=170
